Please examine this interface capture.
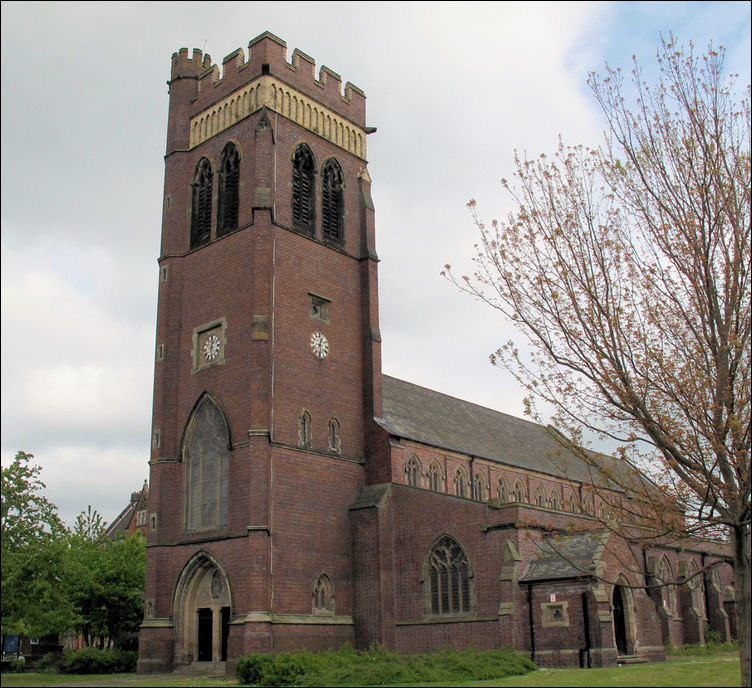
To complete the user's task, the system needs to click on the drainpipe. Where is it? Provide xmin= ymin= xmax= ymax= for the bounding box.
xmin=527 ymin=583 xmax=535 ymax=662
xmin=581 ymin=592 xmax=591 ymax=668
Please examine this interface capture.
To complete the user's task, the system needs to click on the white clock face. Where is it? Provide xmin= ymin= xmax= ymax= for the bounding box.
xmin=310 ymin=331 xmax=329 ymax=359
xmin=203 ymin=334 xmax=221 ymax=361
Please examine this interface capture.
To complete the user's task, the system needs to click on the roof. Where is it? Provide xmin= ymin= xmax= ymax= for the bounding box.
xmin=380 ymin=375 xmax=600 ymax=483
xmin=520 ymin=532 xmax=608 ymax=582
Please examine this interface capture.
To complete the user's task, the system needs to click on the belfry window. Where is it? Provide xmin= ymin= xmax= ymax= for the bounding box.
xmin=426 ymin=536 xmax=471 ymax=615
xmin=292 ymin=144 xmax=315 ymax=233
xmin=190 ymin=158 xmax=213 ymax=249
xmin=321 ymin=159 xmax=344 ymax=242
xmin=217 ymin=143 xmax=240 ymax=236
xmin=184 ymin=396 xmax=229 ymax=531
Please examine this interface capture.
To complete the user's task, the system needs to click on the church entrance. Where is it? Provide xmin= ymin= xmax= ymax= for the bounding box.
xmin=612 ymin=586 xmax=628 ymax=655
xmin=174 ymin=553 xmax=232 ymax=666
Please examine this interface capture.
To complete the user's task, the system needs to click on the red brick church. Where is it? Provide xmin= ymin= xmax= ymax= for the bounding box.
xmin=137 ymin=32 xmax=736 ymax=674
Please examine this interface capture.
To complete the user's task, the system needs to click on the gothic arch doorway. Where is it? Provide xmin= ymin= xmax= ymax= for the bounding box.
xmin=611 ymin=581 xmax=636 ymax=656
xmin=173 ymin=552 xmax=232 ymax=666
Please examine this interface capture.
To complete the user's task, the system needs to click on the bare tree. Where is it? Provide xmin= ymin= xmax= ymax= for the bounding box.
xmin=445 ymin=37 xmax=750 ymax=682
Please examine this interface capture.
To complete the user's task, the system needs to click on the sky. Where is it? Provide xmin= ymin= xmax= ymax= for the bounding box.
xmin=1 ymin=1 xmax=750 ymax=528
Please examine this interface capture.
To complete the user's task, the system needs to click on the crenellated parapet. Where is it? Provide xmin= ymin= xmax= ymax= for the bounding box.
xmin=170 ymin=31 xmax=368 ymax=158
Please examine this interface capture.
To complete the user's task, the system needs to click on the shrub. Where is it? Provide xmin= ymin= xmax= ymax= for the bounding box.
xmin=35 ymin=652 xmax=62 ymax=673
xmin=235 ymin=644 xmax=536 ymax=686
xmin=59 ymin=647 xmax=137 ymax=674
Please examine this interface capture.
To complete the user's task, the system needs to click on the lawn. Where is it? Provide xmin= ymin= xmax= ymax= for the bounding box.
xmin=0 ymin=653 xmax=741 ymax=687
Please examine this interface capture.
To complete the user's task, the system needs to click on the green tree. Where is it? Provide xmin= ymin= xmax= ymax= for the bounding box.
xmin=445 ymin=37 xmax=750 ymax=684
xmin=1 ymin=451 xmax=74 ymax=636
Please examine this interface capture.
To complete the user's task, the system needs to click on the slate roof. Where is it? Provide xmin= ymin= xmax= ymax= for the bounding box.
xmin=380 ymin=375 xmax=600 ymax=483
xmin=520 ymin=532 xmax=608 ymax=582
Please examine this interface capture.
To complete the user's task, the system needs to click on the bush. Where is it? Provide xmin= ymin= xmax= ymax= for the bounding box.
xmin=58 ymin=647 xmax=137 ymax=674
xmin=235 ymin=644 xmax=536 ymax=686
xmin=35 ymin=652 xmax=62 ymax=673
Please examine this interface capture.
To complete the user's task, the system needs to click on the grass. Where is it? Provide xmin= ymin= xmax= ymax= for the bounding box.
xmin=0 ymin=652 xmax=741 ymax=687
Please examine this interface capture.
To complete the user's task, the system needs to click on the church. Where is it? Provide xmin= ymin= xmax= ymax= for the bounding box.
xmin=137 ymin=31 xmax=736 ymax=675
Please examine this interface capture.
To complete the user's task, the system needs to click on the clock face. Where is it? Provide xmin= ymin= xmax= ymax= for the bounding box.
xmin=203 ymin=334 xmax=221 ymax=361
xmin=310 ymin=331 xmax=329 ymax=359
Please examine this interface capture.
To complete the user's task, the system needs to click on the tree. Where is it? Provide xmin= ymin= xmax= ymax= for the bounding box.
xmin=1 ymin=451 xmax=74 ymax=636
xmin=444 ymin=37 xmax=750 ymax=683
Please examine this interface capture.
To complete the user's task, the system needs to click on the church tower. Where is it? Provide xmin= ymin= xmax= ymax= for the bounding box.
xmin=138 ymin=32 xmax=382 ymax=673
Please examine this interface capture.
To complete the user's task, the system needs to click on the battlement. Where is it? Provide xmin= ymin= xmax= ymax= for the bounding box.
xmin=170 ymin=31 xmax=366 ymax=127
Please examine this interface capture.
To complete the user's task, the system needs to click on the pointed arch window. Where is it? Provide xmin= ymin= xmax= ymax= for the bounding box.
xmin=299 ymin=410 xmax=312 ymax=448
xmin=321 ymin=159 xmax=344 ymax=242
xmin=292 ymin=144 xmax=315 ymax=233
xmin=426 ymin=536 xmax=472 ymax=615
xmin=513 ymin=479 xmax=527 ymax=503
xmin=184 ymin=397 xmax=229 ymax=531
xmin=498 ymin=476 xmax=510 ymax=503
xmin=656 ymin=556 xmax=676 ymax=614
xmin=549 ymin=488 xmax=561 ymax=510
xmin=312 ymin=573 xmax=334 ymax=614
xmin=190 ymin=158 xmax=213 ymax=249
xmin=535 ymin=484 xmax=547 ymax=507
xmin=328 ymin=417 xmax=341 ymax=453
xmin=406 ymin=455 xmax=421 ymax=487
xmin=472 ymin=472 xmax=487 ymax=502
xmin=217 ymin=143 xmax=240 ymax=236
xmin=427 ymin=462 xmax=442 ymax=492
xmin=454 ymin=467 xmax=468 ymax=498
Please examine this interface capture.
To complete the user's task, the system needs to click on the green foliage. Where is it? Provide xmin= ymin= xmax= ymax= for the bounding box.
xmin=667 ymin=638 xmax=739 ymax=656
xmin=34 ymin=652 xmax=63 ymax=673
xmin=2 ymin=451 xmax=146 ymax=644
xmin=235 ymin=644 xmax=537 ymax=686
xmin=7 ymin=657 xmax=26 ymax=673
xmin=58 ymin=647 xmax=137 ymax=674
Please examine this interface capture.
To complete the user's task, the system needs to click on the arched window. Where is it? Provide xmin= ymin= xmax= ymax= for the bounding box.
xmin=455 ymin=467 xmax=468 ymax=498
xmin=426 ymin=535 xmax=472 ymax=615
xmin=321 ymin=159 xmax=344 ymax=242
xmin=656 ymin=556 xmax=676 ymax=614
xmin=406 ymin=455 xmax=421 ymax=487
xmin=184 ymin=396 xmax=229 ymax=531
xmin=217 ymin=143 xmax=240 ymax=236
xmin=312 ymin=573 xmax=334 ymax=614
xmin=473 ymin=472 xmax=487 ymax=502
xmin=498 ymin=476 xmax=510 ymax=503
xmin=292 ymin=144 xmax=315 ymax=233
xmin=427 ymin=462 xmax=442 ymax=492
xmin=328 ymin=418 xmax=341 ymax=453
xmin=566 ymin=493 xmax=579 ymax=513
xmin=190 ymin=158 xmax=213 ymax=249
xmin=513 ymin=479 xmax=527 ymax=503
xmin=299 ymin=410 xmax=312 ymax=448
xmin=685 ymin=559 xmax=706 ymax=616
xmin=535 ymin=484 xmax=547 ymax=507
xmin=549 ymin=488 xmax=561 ymax=510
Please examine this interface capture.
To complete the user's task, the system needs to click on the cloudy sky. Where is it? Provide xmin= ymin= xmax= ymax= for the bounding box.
xmin=2 ymin=1 xmax=750 ymax=528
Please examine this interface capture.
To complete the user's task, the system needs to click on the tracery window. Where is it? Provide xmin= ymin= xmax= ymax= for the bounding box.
xmin=217 ymin=143 xmax=240 ymax=236
xmin=328 ymin=417 xmax=341 ymax=453
xmin=426 ymin=536 xmax=472 ymax=615
xmin=406 ymin=455 xmax=421 ymax=487
xmin=321 ymin=159 xmax=344 ymax=242
xmin=292 ymin=144 xmax=315 ymax=233
xmin=455 ymin=467 xmax=468 ymax=498
xmin=312 ymin=573 xmax=334 ymax=614
xmin=549 ymin=488 xmax=561 ymax=510
xmin=190 ymin=158 xmax=213 ymax=249
xmin=472 ymin=472 xmax=487 ymax=502
xmin=686 ymin=560 xmax=706 ymax=616
xmin=535 ymin=484 xmax=547 ymax=507
xmin=427 ymin=461 xmax=442 ymax=492
xmin=184 ymin=396 xmax=229 ymax=531
xmin=656 ymin=556 xmax=676 ymax=614
xmin=498 ymin=476 xmax=510 ymax=502
xmin=299 ymin=410 xmax=312 ymax=448
xmin=513 ymin=479 xmax=527 ymax=503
